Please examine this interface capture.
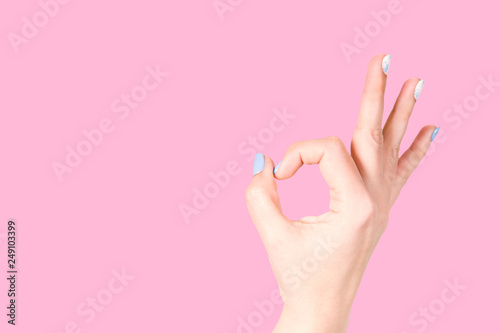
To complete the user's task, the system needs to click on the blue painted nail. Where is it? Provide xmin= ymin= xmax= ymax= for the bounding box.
xmin=382 ymin=55 xmax=391 ymax=75
xmin=273 ymin=161 xmax=281 ymax=175
xmin=253 ymin=153 xmax=265 ymax=176
xmin=414 ymin=80 xmax=425 ymax=100
xmin=431 ymin=127 xmax=440 ymax=142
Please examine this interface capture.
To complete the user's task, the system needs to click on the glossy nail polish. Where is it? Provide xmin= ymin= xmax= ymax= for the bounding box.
xmin=414 ymin=80 xmax=425 ymax=100
xmin=273 ymin=161 xmax=281 ymax=175
xmin=253 ymin=153 xmax=265 ymax=176
xmin=382 ymin=55 xmax=392 ymax=75
xmin=431 ymin=127 xmax=440 ymax=142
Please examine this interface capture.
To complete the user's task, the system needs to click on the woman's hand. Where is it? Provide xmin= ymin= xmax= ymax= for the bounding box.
xmin=245 ymin=54 xmax=439 ymax=333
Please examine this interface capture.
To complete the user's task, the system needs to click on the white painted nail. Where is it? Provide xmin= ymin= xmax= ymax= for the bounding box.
xmin=414 ymin=80 xmax=425 ymax=100
xmin=382 ymin=55 xmax=391 ymax=75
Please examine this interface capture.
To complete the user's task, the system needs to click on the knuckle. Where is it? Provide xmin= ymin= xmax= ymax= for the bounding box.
xmin=246 ymin=184 xmax=278 ymax=206
xmin=245 ymin=184 xmax=263 ymax=202
xmin=353 ymin=128 xmax=384 ymax=146
xmin=288 ymin=141 xmax=299 ymax=151
xmin=370 ymin=128 xmax=384 ymax=145
xmin=405 ymin=145 xmax=427 ymax=173
xmin=323 ymin=136 xmax=343 ymax=149
xmin=412 ymin=144 xmax=428 ymax=161
xmin=390 ymin=145 xmax=400 ymax=163
xmin=398 ymin=161 xmax=413 ymax=180
xmin=287 ymin=140 xmax=302 ymax=154
xmin=325 ymin=135 xmax=342 ymax=144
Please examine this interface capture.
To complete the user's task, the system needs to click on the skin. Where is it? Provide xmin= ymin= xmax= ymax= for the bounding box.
xmin=245 ymin=54 xmax=437 ymax=333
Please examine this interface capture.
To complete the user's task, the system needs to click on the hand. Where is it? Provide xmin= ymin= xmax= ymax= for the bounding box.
xmin=245 ymin=54 xmax=439 ymax=333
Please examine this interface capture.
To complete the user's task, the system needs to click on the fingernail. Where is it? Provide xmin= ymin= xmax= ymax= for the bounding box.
xmin=414 ymin=80 xmax=425 ymax=100
xmin=382 ymin=55 xmax=392 ymax=75
xmin=253 ymin=153 xmax=265 ymax=176
xmin=273 ymin=161 xmax=281 ymax=175
xmin=431 ymin=127 xmax=440 ymax=142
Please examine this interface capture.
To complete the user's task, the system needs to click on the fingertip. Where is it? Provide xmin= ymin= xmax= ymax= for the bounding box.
xmin=263 ymin=155 xmax=276 ymax=175
xmin=369 ymin=53 xmax=387 ymax=67
xmin=421 ymin=124 xmax=438 ymax=136
xmin=403 ymin=77 xmax=422 ymax=89
xmin=272 ymin=156 xmax=294 ymax=180
xmin=412 ymin=125 xmax=437 ymax=143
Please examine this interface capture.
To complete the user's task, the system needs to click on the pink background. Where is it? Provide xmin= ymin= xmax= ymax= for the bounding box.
xmin=1 ymin=0 xmax=499 ymax=332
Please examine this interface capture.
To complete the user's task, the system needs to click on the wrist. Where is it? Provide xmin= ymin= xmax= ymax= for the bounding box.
xmin=274 ymin=303 xmax=351 ymax=333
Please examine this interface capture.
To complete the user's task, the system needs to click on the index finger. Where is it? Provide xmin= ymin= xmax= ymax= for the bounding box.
xmin=274 ymin=137 xmax=366 ymax=210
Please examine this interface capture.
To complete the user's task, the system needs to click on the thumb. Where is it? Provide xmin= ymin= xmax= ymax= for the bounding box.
xmin=245 ymin=153 xmax=288 ymax=242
